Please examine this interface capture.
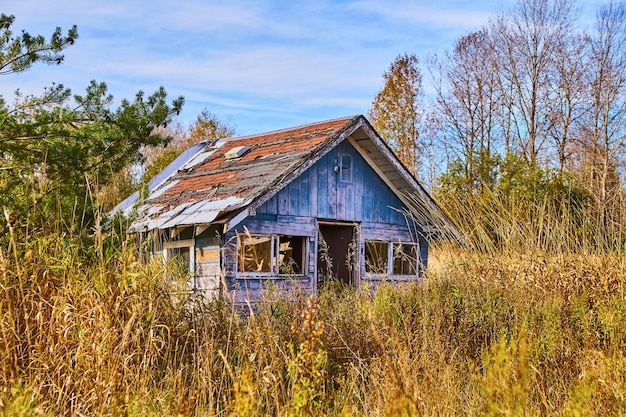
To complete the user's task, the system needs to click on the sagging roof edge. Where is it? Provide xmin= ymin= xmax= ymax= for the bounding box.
xmin=110 ymin=140 xmax=210 ymax=214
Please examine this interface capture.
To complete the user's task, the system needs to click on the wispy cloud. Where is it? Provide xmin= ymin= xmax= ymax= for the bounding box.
xmin=8 ymin=0 xmax=604 ymax=134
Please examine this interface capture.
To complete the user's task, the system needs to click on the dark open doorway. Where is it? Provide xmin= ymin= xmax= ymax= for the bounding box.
xmin=317 ymin=223 xmax=357 ymax=288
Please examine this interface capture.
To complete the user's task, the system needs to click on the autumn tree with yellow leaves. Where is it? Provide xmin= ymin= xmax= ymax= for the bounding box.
xmin=369 ymin=53 xmax=425 ymax=177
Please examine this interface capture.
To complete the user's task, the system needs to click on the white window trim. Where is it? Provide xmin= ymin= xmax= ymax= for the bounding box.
xmin=236 ymin=234 xmax=308 ymax=277
xmin=364 ymin=240 xmax=420 ymax=279
xmin=163 ymin=239 xmax=195 ymax=274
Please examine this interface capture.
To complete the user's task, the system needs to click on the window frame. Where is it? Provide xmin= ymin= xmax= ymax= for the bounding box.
xmin=277 ymin=235 xmax=307 ymax=275
xmin=163 ymin=239 xmax=196 ymax=279
xmin=365 ymin=240 xmax=390 ymax=274
xmin=364 ymin=239 xmax=421 ymax=278
xmin=236 ymin=233 xmax=308 ymax=277
xmin=392 ymin=242 xmax=420 ymax=276
xmin=340 ymin=154 xmax=352 ymax=182
xmin=237 ymin=234 xmax=274 ymax=273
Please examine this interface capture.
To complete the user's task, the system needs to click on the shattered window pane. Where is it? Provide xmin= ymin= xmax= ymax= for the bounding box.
xmin=278 ymin=235 xmax=306 ymax=275
xmin=365 ymin=241 xmax=388 ymax=273
xmin=238 ymin=235 xmax=272 ymax=272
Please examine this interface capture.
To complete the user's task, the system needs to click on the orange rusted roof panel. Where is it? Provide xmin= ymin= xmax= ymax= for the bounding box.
xmin=127 ymin=116 xmax=358 ymax=231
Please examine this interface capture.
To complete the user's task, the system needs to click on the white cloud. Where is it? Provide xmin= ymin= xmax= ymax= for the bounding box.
xmin=4 ymin=0 xmax=516 ymax=134
xmin=349 ymin=0 xmax=500 ymax=28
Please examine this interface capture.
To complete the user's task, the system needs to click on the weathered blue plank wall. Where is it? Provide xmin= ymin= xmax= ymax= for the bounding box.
xmin=256 ymin=140 xmax=413 ymax=230
xmin=223 ymin=139 xmax=425 ymax=303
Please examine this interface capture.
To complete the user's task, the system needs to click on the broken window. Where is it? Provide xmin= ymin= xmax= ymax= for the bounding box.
xmin=238 ymin=235 xmax=272 ymax=272
xmin=365 ymin=240 xmax=389 ymax=273
xmin=365 ymin=240 xmax=421 ymax=276
xmin=237 ymin=234 xmax=307 ymax=275
xmin=392 ymin=243 xmax=419 ymax=275
xmin=164 ymin=239 xmax=195 ymax=277
xmin=278 ymin=235 xmax=306 ymax=275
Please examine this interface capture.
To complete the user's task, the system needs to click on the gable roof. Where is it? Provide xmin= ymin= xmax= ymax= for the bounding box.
xmin=113 ymin=115 xmax=459 ymax=239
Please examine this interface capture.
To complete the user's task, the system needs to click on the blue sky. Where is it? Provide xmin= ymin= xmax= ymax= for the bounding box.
xmin=3 ymin=0 xmax=603 ymax=135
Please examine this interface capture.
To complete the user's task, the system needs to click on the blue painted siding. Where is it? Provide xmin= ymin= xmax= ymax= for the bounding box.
xmin=224 ymin=139 xmax=427 ymax=303
xmin=256 ymin=140 xmax=413 ymax=230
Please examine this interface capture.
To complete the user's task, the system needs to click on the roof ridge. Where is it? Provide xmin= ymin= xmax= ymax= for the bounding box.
xmin=219 ymin=115 xmax=360 ymax=143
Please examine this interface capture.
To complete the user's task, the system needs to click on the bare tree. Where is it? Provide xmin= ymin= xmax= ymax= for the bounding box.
xmin=579 ymin=1 xmax=626 ymax=209
xmin=548 ymin=32 xmax=589 ymax=175
xmin=493 ymin=0 xmax=580 ymax=165
xmin=432 ymin=30 xmax=502 ymax=192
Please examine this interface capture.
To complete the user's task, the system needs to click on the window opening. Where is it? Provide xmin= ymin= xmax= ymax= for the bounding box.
xmin=238 ymin=235 xmax=272 ymax=272
xmin=392 ymin=243 xmax=419 ymax=275
xmin=164 ymin=239 xmax=195 ymax=279
xmin=170 ymin=247 xmax=191 ymax=273
xmin=365 ymin=240 xmax=389 ymax=273
xmin=365 ymin=241 xmax=420 ymax=276
xmin=278 ymin=235 xmax=306 ymax=275
xmin=238 ymin=234 xmax=307 ymax=275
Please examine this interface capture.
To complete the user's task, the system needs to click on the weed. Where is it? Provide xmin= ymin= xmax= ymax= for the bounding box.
xmin=287 ymin=295 xmax=327 ymax=417
xmin=2 ymin=191 xmax=626 ymax=414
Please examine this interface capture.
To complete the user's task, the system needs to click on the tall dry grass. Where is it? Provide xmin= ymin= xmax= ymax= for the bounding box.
xmin=433 ymin=186 xmax=626 ymax=255
xmin=1 ymin=191 xmax=626 ymax=415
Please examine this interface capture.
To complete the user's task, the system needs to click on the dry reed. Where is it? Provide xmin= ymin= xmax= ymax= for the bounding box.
xmin=1 ymin=192 xmax=626 ymax=415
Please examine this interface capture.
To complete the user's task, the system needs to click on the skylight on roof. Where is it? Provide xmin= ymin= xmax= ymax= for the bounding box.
xmin=225 ymin=146 xmax=251 ymax=160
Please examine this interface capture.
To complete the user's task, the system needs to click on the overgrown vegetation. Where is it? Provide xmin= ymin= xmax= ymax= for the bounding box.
xmin=0 ymin=13 xmax=184 ymax=244
xmin=3 ymin=1 xmax=626 ymax=415
xmin=2 ymin=188 xmax=626 ymax=416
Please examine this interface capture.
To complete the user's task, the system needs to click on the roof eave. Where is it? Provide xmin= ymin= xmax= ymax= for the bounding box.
xmin=225 ymin=115 xmax=363 ymax=232
xmin=353 ymin=117 xmax=462 ymax=242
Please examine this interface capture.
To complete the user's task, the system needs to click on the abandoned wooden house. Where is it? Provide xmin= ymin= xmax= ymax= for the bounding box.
xmin=113 ymin=115 xmax=458 ymax=303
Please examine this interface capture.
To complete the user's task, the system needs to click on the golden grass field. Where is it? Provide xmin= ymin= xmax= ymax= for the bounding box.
xmin=1 ymin=195 xmax=626 ymax=416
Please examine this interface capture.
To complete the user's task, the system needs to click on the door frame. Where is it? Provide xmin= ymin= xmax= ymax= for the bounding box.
xmin=315 ymin=220 xmax=360 ymax=289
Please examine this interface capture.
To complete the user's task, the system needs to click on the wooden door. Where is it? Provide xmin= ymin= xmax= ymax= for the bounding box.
xmin=317 ymin=224 xmax=357 ymax=287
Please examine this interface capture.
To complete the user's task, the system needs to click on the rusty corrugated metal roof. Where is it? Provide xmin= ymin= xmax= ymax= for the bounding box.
xmin=122 ymin=116 xmax=359 ymax=232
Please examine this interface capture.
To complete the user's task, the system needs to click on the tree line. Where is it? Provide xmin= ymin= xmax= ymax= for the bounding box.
xmin=4 ymin=0 xmax=626 ymax=248
xmin=369 ymin=0 xmax=626 ymax=231
xmin=438 ymin=0 xmax=626 ymax=202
